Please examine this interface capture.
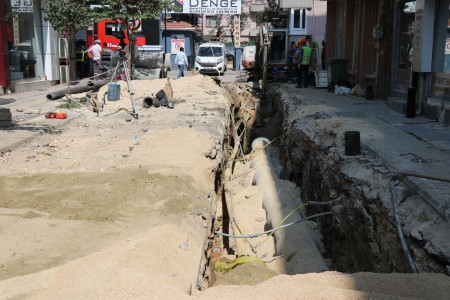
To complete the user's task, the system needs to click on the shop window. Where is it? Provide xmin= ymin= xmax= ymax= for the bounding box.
xmin=290 ymin=9 xmax=307 ymax=35
xmin=206 ymin=16 xmax=217 ymax=28
xmin=444 ymin=5 xmax=450 ymax=72
xmin=7 ymin=1 xmax=37 ymax=80
xmin=105 ymin=22 xmax=125 ymax=40
xmin=432 ymin=4 xmax=450 ymax=99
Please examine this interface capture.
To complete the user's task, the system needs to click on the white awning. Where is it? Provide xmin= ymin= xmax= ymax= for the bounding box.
xmin=280 ymin=0 xmax=313 ymax=9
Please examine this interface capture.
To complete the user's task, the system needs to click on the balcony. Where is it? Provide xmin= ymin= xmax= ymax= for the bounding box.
xmin=250 ymin=0 xmax=268 ymax=13
xmin=280 ymin=0 xmax=313 ymax=9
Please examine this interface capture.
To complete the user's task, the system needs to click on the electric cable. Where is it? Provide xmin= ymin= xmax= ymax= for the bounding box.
xmin=215 ymin=212 xmax=332 ymax=239
xmin=390 ymin=181 xmax=418 ymax=273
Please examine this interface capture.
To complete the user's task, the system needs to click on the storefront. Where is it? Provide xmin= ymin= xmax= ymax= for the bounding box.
xmin=1 ymin=0 xmax=60 ymax=93
xmin=6 ymin=0 xmax=39 ymax=81
xmin=393 ymin=0 xmax=450 ymax=124
xmin=429 ymin=0 xmax=450 ymax=101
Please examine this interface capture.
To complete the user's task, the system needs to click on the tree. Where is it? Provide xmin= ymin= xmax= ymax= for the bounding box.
xmin=42 ymin=0 xmax=93 ymax=91
xmin=208 ymin=0 xmax=250 ymax=44
xmin=91 ymin=0 xmax=176 ymax=47
xmin=227 ymin=10 xmax=249 ymax=46
xmin=259 ymin=0 xmax=285 ymax=28
xmin=91 ymin=1 xmax=176 ymax=77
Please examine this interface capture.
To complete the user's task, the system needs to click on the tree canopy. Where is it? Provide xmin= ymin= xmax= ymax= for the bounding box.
xmin=42 ymin=0 xmax=175 ymax=36
xmin=42 ymin=0 xmax=92 ymax=37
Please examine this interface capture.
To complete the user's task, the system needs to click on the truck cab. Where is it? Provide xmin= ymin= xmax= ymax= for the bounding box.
xmin=92 ymin=20 xmax=146 ymax=50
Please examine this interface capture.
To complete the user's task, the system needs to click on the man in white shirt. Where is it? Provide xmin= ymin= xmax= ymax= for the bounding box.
xmin=175 ymin=47 xmax=188 ymax=79
xmin=88 ymin=39 xmax=103 ymax=78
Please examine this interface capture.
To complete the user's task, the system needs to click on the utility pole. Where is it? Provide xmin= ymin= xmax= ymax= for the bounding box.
xmin=163 ymin=9 xmax=167 ymax=78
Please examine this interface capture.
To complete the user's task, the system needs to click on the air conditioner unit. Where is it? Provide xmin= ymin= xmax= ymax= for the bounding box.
xmin=59 ymin=65 xmax=69 ymax=84
xmin=58 ymin=38 xmax=68 ymax=59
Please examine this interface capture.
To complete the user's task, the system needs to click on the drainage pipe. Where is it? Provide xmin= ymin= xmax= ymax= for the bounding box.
xmin=250 ymin=145 xmax=329 ymax=274
xmin=46 ymin=79 xmax=109 ymax=101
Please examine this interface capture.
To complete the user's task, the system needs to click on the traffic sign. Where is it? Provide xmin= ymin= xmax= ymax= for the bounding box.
xmin=171 ymin=39 xmax=185 ymax=54
xmin=128 ymin=19 xmax=142 ymax=31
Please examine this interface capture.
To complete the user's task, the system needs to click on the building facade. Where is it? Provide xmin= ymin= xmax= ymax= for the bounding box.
xmin=196 ymin=0 xmax=327 ymax=46
xmin=325 ymin=0 xmax=450 ymax=125
xmin=1 ymin=0 xmax=61 ymax=93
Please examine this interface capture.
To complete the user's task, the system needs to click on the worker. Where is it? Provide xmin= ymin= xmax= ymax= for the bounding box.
xmin=292 ymin=42 xmax=301 ymax=83
xmin=87 ymin=39 xmax=103 ymax=78
xmin=287 ymin=41 xmax=296 ymax=81
xmin=297 ymin=38 xmax=312 ymax=88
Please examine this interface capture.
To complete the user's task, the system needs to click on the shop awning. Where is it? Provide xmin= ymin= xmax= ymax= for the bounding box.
xmin=280 ymin=0 xmax=313 ymax=9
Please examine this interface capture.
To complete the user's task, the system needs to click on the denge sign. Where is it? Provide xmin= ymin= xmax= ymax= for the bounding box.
xmin=183 ymin=0 xmax=241 ymax=14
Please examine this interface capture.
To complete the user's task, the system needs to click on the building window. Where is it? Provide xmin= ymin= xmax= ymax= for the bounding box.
xmin=395 ymin=1 xmax=415 ymax=88
xmin=444 ymin=4 xmax=450 ymax=73
xmin=206 ymin=16 xmax=217 ymax=28
xmin=431 ymin=3 xmax=450 ymax=99
xmin=290 ymin=9 xmax=306 ymax=35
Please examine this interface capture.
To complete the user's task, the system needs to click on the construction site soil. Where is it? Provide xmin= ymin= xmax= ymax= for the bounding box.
xmin=0 ymin=75 xmax=448 ymax=299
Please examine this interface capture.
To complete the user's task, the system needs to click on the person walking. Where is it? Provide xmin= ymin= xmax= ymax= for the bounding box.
xmin=297 ymin=38 xmax=312 ymax=88
xmin=87 ymin=39 xmax=103 ymax=78
xmin=176 ymin=47 xmax=189 ymax=79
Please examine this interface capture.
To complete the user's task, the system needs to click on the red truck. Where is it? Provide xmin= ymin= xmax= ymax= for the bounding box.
xmin=88 ymin=19 xmax=146 ymax=50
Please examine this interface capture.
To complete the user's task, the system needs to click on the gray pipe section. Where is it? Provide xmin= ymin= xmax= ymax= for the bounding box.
xmin=87 ymin=79 xmax=109 ymax=88
xmin=46 ymin=80 xmax=109 ymax=100
xmin=251 ymin=147 xmax=328 ymax=274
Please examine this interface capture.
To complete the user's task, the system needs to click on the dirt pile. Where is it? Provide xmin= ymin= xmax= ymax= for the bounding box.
xmin=0 ymin=75 xmax=449 ymax=299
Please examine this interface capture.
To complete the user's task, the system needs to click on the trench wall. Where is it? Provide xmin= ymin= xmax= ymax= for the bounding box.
xmin=270 ymin=88 xmax=446 ymax=274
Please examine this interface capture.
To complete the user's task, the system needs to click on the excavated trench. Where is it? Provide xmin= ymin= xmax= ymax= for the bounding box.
xmin=198 ymin=80 xmax=447 ymax=290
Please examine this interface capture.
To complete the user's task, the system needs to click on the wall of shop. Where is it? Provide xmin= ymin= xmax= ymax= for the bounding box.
xmin=2 ymin=0 xmax=60 ymax=92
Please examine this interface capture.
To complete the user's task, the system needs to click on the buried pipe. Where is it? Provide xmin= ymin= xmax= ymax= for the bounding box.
xmin=249 ymin=142 xmax=330 ymax=274
xmin=46 ymin=80 xmax=109 ymax=101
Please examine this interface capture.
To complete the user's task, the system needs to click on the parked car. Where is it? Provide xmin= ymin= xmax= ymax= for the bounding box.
xmin=242 ymin=45 xmax=256 ymax=69
xmin=225 ymin=45 xmax=235 ymax=62
xmin=195 ymin=42 xmax=227 ymax=75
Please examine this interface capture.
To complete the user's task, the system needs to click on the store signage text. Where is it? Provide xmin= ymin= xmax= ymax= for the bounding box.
xmin=11 ymin=0 xmax=33 ymax=13
xmin=433 ymin=73 xmax=450 ymax=96
xmin=183 ymin=0 xmax=241 ymax=14
xmin=234 ymin=16 xmax=240 ymax=48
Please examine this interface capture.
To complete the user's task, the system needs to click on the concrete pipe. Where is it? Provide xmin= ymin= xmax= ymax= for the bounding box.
xmin=251 ymin=145 xmax=328 ymax=274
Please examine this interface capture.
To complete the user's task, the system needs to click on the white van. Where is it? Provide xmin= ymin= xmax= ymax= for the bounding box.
xmin=242 ymin=45 xmax=256 ymax=69
xmin=195 ymin=42 xmax=227 ymax=75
